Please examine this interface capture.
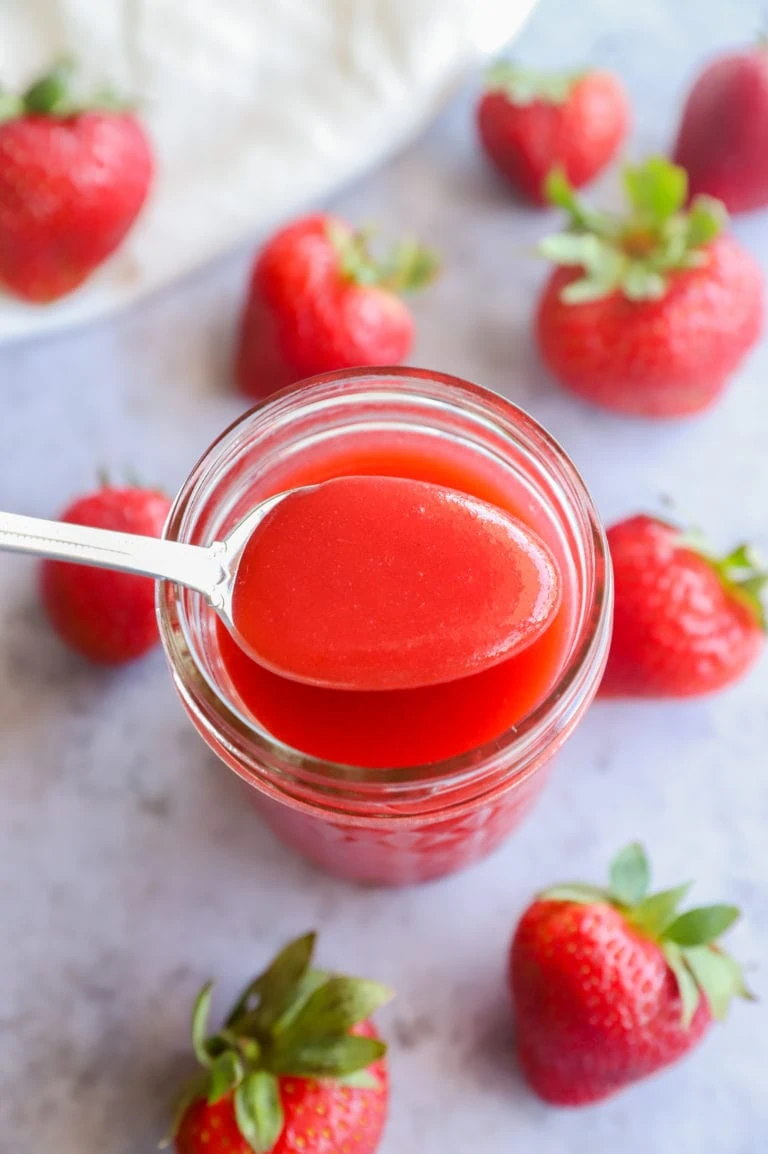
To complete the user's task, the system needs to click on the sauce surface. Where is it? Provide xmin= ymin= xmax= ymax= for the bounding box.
xmin=231 ymin=476 xmax=561 ymax=692
xmin=214 ymin=434 xmax=578 ymax=769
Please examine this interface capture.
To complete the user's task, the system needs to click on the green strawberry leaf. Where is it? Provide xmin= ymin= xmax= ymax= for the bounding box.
xmin=734 ymin=576 xmax=768 ymax=630
xmin=545 ymin=168 xmax=582 ymax=216
xmin=683 ymin=945 xmax=754 ymax=1021
xmin=234 ymin=1071 xmax=284 ymax=1154
xmin=328 ymin=222 xmax=437 ymax=294
xmin=663 ymin=942 xmax=701 ymax=1029
xmin=560 ymin=275 xmax=621 ymax=304
xmin=273 ymin=976 xmax=393 ymax=1044
xmin=236 ymin=1037 xmax=262 ymax=1065
xmin=205 ymin=1027 xmax=243 ymax=1061
xmin=623 ymin=156 xmax=688 ymax=223
xmin=631 ymin=883 xmax=692 ymax=938
xmin=544 ymin=169 xmax=614 ymax=235
xmin=384 ymin=240 xmax=440 ymax=293
xmin=609 ymin=842 xmax=650 ymax=906
xmin=540 ymin=233 xmax=626 ymax=298
xmin=207 ymin=1051 xmax=244 ymax=1104
xmin=721 ymin=543 xmax=757 ymax=570
xmin=655 ymin=217 xmax=690 ymax=268
xmin=539 ymin=883 xmax=611 ymax=904
xmin=485 ymin=61 xmax=579 ymax=105
xmin=191 ymin=982 xmax=214 ymax=1067
xmin=621 ymin=265 xmax=667 ymax=301
xmin=708 ymin=542 xmax=768 ymax=632
xmin=539 ymin=233 xmax=607 ymax=267
xmin=23 ymin=57 xmax=77 ymax=115
xmin=678 ymin=249 xmax=709 ymax=269
xmin=271 ymin=969 xmax=331 ymax=1034
xmin=665 ymin=904 xmax=740 ymax=947
xmin=271 ymin=1034 xmax=387 ymax=1079
xmin=686 ymin=196 xmax=727 ymax=247
xmin=0 ymin=91 xmax=23 ymax=122
xmin=328 ymin=222 xmax=377 ymax=285
xmin=225 ymin=932 xmax=316 ymax=1031
xmin=336 ymin=1068 xmax=383 ymax=1090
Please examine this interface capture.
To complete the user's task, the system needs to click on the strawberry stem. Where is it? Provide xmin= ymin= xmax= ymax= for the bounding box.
xmin=540 ymin=158 xmax=728 ymax=304
xmin=328 ymin=222 xmax=439 ymax=294
xmin=23 ymin=57 xmax=77 ymax=115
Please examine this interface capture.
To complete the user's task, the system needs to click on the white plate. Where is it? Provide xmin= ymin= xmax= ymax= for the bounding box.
xmin=0 ymin=0 xmax=538 ymax=343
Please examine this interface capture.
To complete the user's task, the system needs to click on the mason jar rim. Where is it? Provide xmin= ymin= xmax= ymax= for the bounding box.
xmin=157 ymin=366 xmax=612 ymax=802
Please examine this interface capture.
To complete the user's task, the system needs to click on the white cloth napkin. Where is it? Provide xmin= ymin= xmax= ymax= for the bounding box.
xmin=0 ymin=0 xmax=537 ymax=341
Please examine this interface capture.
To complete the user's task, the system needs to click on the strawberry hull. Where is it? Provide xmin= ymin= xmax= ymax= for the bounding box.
xmin=158 ymin=369 xmax=612 ymax=885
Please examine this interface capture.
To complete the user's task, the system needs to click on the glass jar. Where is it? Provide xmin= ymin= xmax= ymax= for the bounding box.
xmin=158 ymin=368 xmax=612 ymax=886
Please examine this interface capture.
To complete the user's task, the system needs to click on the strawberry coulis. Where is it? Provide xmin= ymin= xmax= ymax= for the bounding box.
xmin=230 ymin=475 xmax=561 ymax=692
xmin=214 ymin=437 xmax=578 ymax=769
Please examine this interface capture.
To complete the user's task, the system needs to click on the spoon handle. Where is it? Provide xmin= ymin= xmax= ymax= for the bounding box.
xmin=0 ymin=510 xmax=225 ymax=601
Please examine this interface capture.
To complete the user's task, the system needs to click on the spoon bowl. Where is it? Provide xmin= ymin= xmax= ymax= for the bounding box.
xmin=230 ymin=475 xmax=562 ymax=691
xmin=0 ymin=476 xmax=561 ymax=692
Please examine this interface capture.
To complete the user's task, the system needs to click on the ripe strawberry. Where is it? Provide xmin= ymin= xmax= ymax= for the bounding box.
xmin=601 ymin=514 xmax=765 ymax=697
xmin=536 ymin=158 xmax=764 ymax=417
xmin=673 ymin=44 xmax=768 ymax=214
xmin=40 ymin=484 xmax=171 ymax=664
xmin=170 ymin=933 xmax=391 ymax=1154
xmin=510 ymin=842 xmax=752 ymax=1106
xmin=0 ymin=59 xmax=153 ymax=302
xmin=235 ymin=213 xmax=438 ymax=400
xmin=476 ymin=62 xmax=629 ymax=205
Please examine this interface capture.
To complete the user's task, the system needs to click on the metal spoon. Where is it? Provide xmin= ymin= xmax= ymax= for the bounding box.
xmin=1 ymin=478 xmax=562 ymax=692
xmin=0 ymin=490 xmax=293 ymax=656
